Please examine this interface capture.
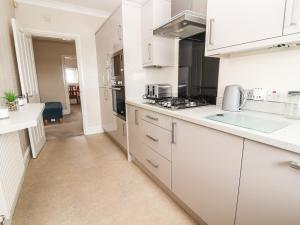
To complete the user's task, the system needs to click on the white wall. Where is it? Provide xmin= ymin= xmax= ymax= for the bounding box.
xmin=218 ymin=48 xmax=300 ymax=99
xmin=0 ymin=0 xmax=30 ymax=156
xmin=15 ymin=3 xmax=106 ymax=134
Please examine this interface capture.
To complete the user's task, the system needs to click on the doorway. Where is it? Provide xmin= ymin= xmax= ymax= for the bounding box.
xmin=32 ymin=37 xmax=84 ymax=140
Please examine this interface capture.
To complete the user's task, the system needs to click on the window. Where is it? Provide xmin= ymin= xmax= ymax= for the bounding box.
xmin=65 ymin=68 xmax=79 ymax=84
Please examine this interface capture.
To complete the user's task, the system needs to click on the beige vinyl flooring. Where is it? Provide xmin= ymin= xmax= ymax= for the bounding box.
xmin=45 ymin=104 xmax=84 ymax=141
xmin=12 ymin=134 xmax=197 ymax=225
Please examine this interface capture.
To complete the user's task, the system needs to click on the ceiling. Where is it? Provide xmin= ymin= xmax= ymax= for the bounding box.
xmin=55 ymin=0 xmax=122 ymax=13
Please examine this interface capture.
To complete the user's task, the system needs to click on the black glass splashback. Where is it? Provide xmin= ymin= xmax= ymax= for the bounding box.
xmin=178 ymin=33 xmax=220 ymax=104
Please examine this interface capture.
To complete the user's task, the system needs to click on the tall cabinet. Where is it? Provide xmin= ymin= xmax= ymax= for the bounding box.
xmin=96 ymin=6 xmax=126 ymax=150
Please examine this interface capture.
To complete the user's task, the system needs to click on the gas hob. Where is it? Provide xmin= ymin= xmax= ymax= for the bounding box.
xmin=144 ymin=97 xmax=209 ymax=110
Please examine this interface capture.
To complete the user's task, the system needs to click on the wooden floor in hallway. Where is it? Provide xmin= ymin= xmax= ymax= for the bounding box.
xmin=12 ymin=134 xmax=197 ymax=225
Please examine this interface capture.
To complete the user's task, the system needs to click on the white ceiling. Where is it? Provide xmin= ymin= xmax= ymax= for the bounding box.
xmin=55 ymin=0 xmax=122 ymax=13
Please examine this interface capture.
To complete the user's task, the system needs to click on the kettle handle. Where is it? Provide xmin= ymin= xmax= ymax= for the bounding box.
xmin=239 ymin=86 xmax=247 ymax=109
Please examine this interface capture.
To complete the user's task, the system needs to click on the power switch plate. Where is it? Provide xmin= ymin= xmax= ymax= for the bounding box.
xmin=247 ymin=88 xmax=267 ymax=101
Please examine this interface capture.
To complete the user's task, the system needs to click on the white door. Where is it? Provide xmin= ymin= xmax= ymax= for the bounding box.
xmin=235 ymin=140 xmax=300 ymax=225
xmin=206 ymin=0 xmax=286 ymax=50
xmin=284 ymin=0 xmax=300 ymax=35
xmin=12 ymin=18 xmax=46 ymax=158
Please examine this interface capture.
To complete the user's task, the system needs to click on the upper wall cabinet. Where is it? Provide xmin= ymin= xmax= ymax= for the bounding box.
xmin=284 ymin=0 xmax=300 ymax=35
xmin=111 ymin=7 xmax=123 ymax=52
xmin=141 ymin=0 xmax=175 ymax=67
xmin=206 ymin=0 xmax=286 ymax=53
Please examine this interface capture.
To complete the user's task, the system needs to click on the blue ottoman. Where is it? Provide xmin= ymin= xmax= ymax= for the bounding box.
xmin=43 ymin=102 xmax=63 ymax=123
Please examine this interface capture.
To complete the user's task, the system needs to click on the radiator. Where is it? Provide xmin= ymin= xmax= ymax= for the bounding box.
xmin=0 ymin=132 xmax=25 ymax=219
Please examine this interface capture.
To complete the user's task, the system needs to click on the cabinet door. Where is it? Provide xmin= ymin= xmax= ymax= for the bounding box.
xmin=206 ymin=0 xmax=286 ymax=51
xmin=235 ymin=140 xmax=300 ymax=225
xmin=99 ymin=87 xmax=114 ymax=132
xmin=127 ymin=105 xmax=142 ymax=158
xmin=142 ymin=0 xmax=153 ymax=65
xmin=172 ymin=119 xmax=244 ymax=225
xmin=116 ymin=116 xmax=127 ymax=149
xmin=284 ymin=0 xmax=300 ymax=35
xmin=112 ymin=7 xmax=123 ymax=52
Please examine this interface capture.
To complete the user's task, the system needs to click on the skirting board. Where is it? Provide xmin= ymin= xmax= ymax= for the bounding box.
xmin=84 ymin=125 xmax=104 ymax=135
xmin=23 ymin=146 xmax=31 ymax=168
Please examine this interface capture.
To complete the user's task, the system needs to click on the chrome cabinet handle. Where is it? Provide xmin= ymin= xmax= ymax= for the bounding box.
xmin=148 ymin=43 xmax=152 ymax=60
xmin=146 ymin=159 xmax=159 ymax=168
xmin=290 ymin=0 xmax=298 ymax=26
xmin=118 ymin=24 xmax=122 ymax=40
xmin=134 ymin=109 xmax=139 ymax=125
xmin=289 ymin=161 xmax=300 ymax=171
xmin=146 ymin=134 xmax=159 ymax=142
xmin=122 ymin=123 xmax=126 ymax=136
xmin=171 ymin=122 xmax=176 ymax=144
xmin=209 ymin=18 xmax=215 ymax=45
xmin=146 ymin=115 xmax=158 ymax=121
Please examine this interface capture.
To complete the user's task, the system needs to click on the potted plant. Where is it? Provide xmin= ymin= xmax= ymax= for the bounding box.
xmin=3 ymin=90 xmax=18 ymax=111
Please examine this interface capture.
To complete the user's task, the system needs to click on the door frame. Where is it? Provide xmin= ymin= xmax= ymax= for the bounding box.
xmin=61 ymin=55 xmax=78 ymax=115
xmin=25 ymin=28 xmax=88 ymax=134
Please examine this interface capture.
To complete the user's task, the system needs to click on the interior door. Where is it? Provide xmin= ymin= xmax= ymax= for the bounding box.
xmin=12 ymin=18 xmax=46 ymax=158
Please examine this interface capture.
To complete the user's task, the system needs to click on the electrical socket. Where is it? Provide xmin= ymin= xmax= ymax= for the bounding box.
xmin=247 ymin=88 xmax=267 ymax=101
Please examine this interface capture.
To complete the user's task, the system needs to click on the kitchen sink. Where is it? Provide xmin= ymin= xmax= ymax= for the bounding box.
xmin=206 ymin=113 xmax=290 ymax=133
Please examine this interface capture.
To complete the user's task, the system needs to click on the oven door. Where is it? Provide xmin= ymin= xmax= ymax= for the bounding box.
xmin=111 ymin=86 xmax=126 ymax=120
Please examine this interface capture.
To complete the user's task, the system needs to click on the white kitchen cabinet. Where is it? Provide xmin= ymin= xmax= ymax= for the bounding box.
xmin=116 ymin=116 xmax=127 ymax=149
xmin=206 ymin=0 xmax=286 ymax=52
xmin=111 ymin=7 xmax=123 ymax=52
xmin=141 ymin=0 xmax=175 ymax=67
xmin=284 ymin=0 xmax=300 ymax=36
xmin=235 ymin=140 xmax=300 ymax=225
xmin=172 ymin=118 xmax=244 ymax=225
xmin=99 ymin=87 xmax=114 ymax=133
xmin=127 ymin=105 xmax=141 ymax=158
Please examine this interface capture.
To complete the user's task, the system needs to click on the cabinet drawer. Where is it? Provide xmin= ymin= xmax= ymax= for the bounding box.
xmin=139 ymin=143 xmax=171 ymax=189
xmin=140 ymin=109 xmax=172 ymax=130
xmin=140 ymin=119 xmax=171 ymax=161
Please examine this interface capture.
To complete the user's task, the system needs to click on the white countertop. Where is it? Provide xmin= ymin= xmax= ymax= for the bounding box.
xmin=127 ymin=99 xmax=300 ymax=155
xmin=0 ymin=103 xmax=45 ymax=134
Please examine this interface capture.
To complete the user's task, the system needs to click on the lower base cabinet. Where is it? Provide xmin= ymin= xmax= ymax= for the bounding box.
xmin=235 ymin=140 xmax=300 ymax=225
xmin=172 ymin=118 xmax=244 ymax=225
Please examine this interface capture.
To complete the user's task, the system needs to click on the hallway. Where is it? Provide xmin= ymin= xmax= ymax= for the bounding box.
xmin=45 ymin=105 xmax=84 ymax=140
xmin=12 ymin=134 xmax=197 ymax=225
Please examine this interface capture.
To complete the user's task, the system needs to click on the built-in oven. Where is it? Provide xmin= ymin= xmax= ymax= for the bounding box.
xmin=112 ymin=85 xmax=126 ymax=120
xmin=111 ymin=50 xmax=126 ymax=120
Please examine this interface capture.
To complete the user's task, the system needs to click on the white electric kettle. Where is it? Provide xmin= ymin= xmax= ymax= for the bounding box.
xmin=222 ymin=85 xmax=247 ymax=112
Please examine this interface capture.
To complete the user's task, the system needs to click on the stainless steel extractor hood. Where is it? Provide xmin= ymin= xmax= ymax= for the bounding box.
xmin=153 ymin=0 xmax=207 ymax=39
xmin=153 ymin=10 xmax=206 ymax=39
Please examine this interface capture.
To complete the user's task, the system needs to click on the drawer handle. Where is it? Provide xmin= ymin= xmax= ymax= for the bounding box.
xmin=134 ymin=109 xmax=139 ymax=125
xmin=289 ymin=161 xmax=300 ymax=171
xmin=171 ymin=122 xmax=176 ymax=144
xmin=146 ymin=115 xmax=158 ymax=121
xmin=146 ymin=159 xmax=159 ymax=168
xmin=146 ymin=134 xmax=159 ymax=142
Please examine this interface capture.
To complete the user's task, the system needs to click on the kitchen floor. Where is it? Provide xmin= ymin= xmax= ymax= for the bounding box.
xmin=45 ymin=104 xmax=84 ymax=141
xmin=12 ymin=134 xmax=197 ymax=225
